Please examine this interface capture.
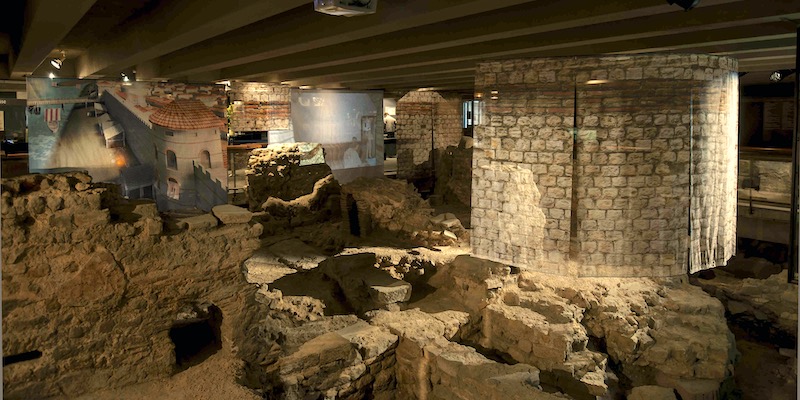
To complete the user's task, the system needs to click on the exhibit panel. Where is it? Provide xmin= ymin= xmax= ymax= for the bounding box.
xmin=291 ymin=89 xmax=384 ymax=184
xmin=471 ymin=54 xmax=739 ymax=277
xmin=26 ymin=78 xmax=229 ymax=211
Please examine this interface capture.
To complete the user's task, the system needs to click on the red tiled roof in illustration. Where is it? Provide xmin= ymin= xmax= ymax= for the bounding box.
xmin=146 ymin=96 xmax=173 ymax=108
xmin=148 ymin=99 xmax=225 ymax=131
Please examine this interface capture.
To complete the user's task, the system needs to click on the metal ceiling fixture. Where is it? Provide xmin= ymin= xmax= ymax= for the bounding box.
xmin=667 ymin=0 xmax=700 ymax=11
xmin=314 ymin=0 xmax=377 ymax=17
xmin=50 ymin=50 xmax=66 ymax=70
xmin=769 ymin=69 xmax=796 ymax=83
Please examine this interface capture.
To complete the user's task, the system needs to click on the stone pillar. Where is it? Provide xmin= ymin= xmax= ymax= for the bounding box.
xmin=471 ymin=54 xmax=738 ymax=277
xmin=396 ymin=90 xmax=462 ymax=181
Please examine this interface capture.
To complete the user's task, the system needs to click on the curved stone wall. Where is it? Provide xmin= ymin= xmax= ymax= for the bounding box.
xmin=471 ymin=54 xmax=738 ymax=277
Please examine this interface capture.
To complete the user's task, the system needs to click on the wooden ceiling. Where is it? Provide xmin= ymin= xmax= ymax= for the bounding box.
xmin=0 ymin=0 xmax=797 ymax=92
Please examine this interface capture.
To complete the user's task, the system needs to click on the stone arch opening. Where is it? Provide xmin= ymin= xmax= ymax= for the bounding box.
xmin=169 ymin=304 xmax=223 ymax=371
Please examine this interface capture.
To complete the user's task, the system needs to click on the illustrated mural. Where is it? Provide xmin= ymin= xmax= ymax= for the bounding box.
xmin=27 ymin=78 xmax=228 ymax=211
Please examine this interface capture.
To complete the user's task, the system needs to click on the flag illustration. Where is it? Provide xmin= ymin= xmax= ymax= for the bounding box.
xmin=45 ymin=107 xmax=61 ymax=133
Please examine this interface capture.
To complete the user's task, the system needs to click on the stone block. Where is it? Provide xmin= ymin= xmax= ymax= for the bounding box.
xmin=321 ymin=253 xmax=412 ymax=313
xmin=628 ymin=385 xmax=677 ymax=400
xmin=211 ymin=204 xmax=253 ymax=224
xmin=177 ymin=213 xmax=218 ymax=230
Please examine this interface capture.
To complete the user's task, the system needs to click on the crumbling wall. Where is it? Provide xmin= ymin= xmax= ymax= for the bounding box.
xmin=1 ymin=172 xmax=265 ymax=399
xmin=433 ymin=137 xmax=473 ymax=207
xmin=396 ymin=91 xmax=463 ymax=181
xmin=427 ymin=255 xmax=737 ymax=400
xmin=246 ymin=143 xmax=340 ymax=230
xmin=370 ymin=309 xmax=563 ymax=400
xmin=340 ymin=177 xmax=468 ymax=245
xmin=472 ymin=54 xmax=738 ymax=277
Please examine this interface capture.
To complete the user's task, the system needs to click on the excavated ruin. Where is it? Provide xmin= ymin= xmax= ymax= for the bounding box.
xmin=1 ymin=159 xmax=793 ymax=399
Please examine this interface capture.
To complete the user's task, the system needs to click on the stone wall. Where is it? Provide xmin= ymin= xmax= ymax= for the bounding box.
xmin=472 ymin=54 xmax=738 ymax=277
xmin=739 ymin=159 xmax=792 ymax=196
xmin=229 ymin=82 xmax=292 ymax=132
xmin=1 ymin=173 xmax=265 ymax=399
xmin=396 ymin=91 xmax=463 ymax=180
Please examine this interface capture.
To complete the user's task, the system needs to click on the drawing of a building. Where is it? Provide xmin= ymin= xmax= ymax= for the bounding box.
xmin=148 ymin=99 xmax=227 ymax=210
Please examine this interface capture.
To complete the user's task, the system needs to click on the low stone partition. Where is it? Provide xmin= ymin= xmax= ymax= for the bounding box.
xmin=427 ymin=255 xmax=737 ymax=399
xmin=1 ymin=172 xmax=265 ymax=398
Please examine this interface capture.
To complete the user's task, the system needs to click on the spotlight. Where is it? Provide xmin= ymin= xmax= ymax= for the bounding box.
xmin=50 ymin=50 xmax=66 ymax=70
xmin=667 ymin=0 xmax=700 ymax=11
xmin=769 ymin=69 xmax=796 ymax=83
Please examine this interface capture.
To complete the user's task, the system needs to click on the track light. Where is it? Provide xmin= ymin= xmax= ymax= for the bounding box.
xmin=769 ymin=69 xmax=796 ymax=83
xmin=667 ymin=0 xmax=700 ymax=11
xmin=50 ymin=50 xmax=66 ymax=70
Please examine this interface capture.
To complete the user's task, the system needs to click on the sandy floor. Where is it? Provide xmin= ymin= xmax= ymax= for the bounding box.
xmin=74 ymin=349 xmax=261 ymax=400
xmin=733 ymin=328 xmax=797 ymax=400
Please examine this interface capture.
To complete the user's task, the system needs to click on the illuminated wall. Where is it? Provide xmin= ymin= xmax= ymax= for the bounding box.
xmin=291 ymin=89 xmax=384 ymax=184
xmin=471 ymin=54 xmax=738 ymax=277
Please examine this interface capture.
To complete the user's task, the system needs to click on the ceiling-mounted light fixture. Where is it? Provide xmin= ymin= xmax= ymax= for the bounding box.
xmin=769 ymin=69 xmax=796 ymax=83
xmin=667 ymin=0 xmax=700 ymax=11
xmin=50 ymin=50 xmax=66 ymax=70
xmin=314 ymin=0 xmax=376 ymax=17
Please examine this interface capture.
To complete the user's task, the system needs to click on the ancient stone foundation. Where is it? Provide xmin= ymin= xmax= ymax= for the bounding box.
xmin=246 ymin=142 xmax=340 ymax=231
xmin=471 ymin=54 xmax=738 ymax=277
xmin=1 ymin=172 xmax=265 ymax=398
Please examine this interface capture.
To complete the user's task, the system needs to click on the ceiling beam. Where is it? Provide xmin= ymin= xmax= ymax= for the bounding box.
xmin=11 ymin=0 xmax=96 ymax=79
xmin=215 ymin=0 xmax=681 ymax=80
xmin=286 ymin=65 xmax=478 ymax=87
xmin=75 ymin=0 xmax=308 ymax=78
xmin=247 ymin=22 xmax=796 ymax=89
xmin=220 ymin=0 xmax=798 ymax=81
xmin=287 ymin=27 xmax=795 ymax=91
xmin=220 ymin=0 xmax=800 ymax=79
xmin=294 ymin=39 xmax=798 ymax=87
xmin=157 ymin=0 xmax=538 ymax=78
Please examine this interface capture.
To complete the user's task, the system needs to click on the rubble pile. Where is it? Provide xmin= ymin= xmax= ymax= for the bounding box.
xmin=694 ymin=267 xmax=798 ymax=347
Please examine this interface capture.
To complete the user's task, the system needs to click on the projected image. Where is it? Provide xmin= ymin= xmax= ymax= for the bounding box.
xmin=291 ymin=89 xmax=383 ymax=183
xmin=27 ymin=78 xmax=229 ymax=211
xmin=26 ymin=78 xmax=119 ymax=180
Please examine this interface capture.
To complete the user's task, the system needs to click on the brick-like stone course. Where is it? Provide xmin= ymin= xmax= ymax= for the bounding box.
xmin=472 ymin=54 xmax=738 ymax=277
xmin=229 ymin=82 xmax=292 ymax=132
xmin=396 ymin=91 xmax=463 ymax=180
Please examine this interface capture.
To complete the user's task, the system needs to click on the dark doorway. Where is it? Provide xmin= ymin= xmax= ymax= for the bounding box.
xmin=168 ymin=304 xmax=222 ymax=371
xmin=347 ymin=195 xmax=360 ymax=236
